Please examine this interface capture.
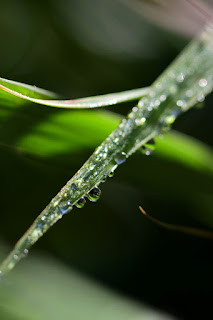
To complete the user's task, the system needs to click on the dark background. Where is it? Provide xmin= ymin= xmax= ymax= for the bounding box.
xmin=0 ymin=0 xmax=213 ymax=319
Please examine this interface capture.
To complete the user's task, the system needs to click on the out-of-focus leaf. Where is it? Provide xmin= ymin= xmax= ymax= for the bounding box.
xmin=155 ymin=131 xmax=213 ymax=175
xmin=0 ymin=247 xmax=174 ymax=320
xmin=0 ymin=77 xmax=149 ymax=108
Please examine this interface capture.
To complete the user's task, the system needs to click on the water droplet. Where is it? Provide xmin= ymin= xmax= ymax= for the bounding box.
xmin=135 ymin=117 xmax=146 ymax=126
xmin=165 ymin=109 xmax=182 ymax=125
xmin=108 ymin=171 xmax=114 ymax=178
xmin=75 ymin=197 xmax=86 ymax=209
xmin=24 ymin=249 xmax=29 ymax=254
xmin=155 ymin=99 xmax=160 ymax=106
xmin=53 ymin=199 xmax=60 ymax=207
xmin=13 ymin=255 xmax=18 ymax=260
xmin=170 ymin=85 xmax=177 ymax=94
xmin=160 ymin=94 xmax=167 ymax=101
xmin=37 ymin=222 xmax=43 ymax=228
xmin=59 ymin=201 xmax=72 ymax=214
xmin=146 ymin=138 xmax=155 ymax=145
xmin=41 ymin=216 xmax=46 ymax=221
xmin=87 ymin=187 xmax=101 ymax=202
xmin=176 ymin=100 xmax=183 ymax=107
xmin=114 ymin=137 xmax=119 ymax=144
xmin=132 ymin=106 xmax=138 ymax=112
xmin=141 ymin=145 xmax=153 ymax=156
xmin=186 ymin=90 xmax=193 ymax=97
xmin=176 ymin=73 xmax=185 ymax=82
xmin=141 ymin=138 xmax=155 ymax=156
xmin=101 ymin=175 xmax=107 ymax=183
xmin=120 ymin=118 xmax=127 ymax=126
xmin=197 ymin=94 xmax=205 ymax=102
xmin=71 ymin=183 xmax=77 ymax=191
xmin=165 ymin=115 xmax=175 ymax=125
xmin=114 ymin=152 xmax=126 ymax=165
xmin=199 ymin=79 xmax=207 ymax=87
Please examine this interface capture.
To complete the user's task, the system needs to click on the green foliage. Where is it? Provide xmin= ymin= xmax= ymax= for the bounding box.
xmin=1 ymin=1 xmax=213 ymax=319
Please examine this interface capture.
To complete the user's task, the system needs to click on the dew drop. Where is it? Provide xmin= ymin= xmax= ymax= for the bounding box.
xmin=197 ymin=94 xmax=205 ymax=102
xmin=141 ymin=145 xmax=153 ymax=156
xmin=24 ymin=249 xmax=29 ymax=255
xmin=141 ymin=138 xmax=155 ymax=156
xmin=114 ymin=152 xmax=127 ymax=165
xmin=146 ymin=138 xmax=155 ymax=145
xmin=71 ymin=183 xmax=77 ymax=191
xmin=199 ymin=79 xmax=207 ymax=87
xmin=87 ymin=187 xmax=101 ymax=202
xmin=160 ymin=94 xmax=167 ymax=101
xmin=176 ymin=73 xmax=185 ymax=82
xmin=75 ymin=197 xmax=86 ymax=209
xmin=114 ymin=137 xmax=119 ymax=144
xmin=102 ymin=175 xmax=107 ymax=183
xmin=59 ymin=201 xmax=72 ymax=214
xmin=165 ymin=109 xmax=182 ymax=125
xmin=176 ymin=100 xmax=183 ymax=107
xmin=108 ymin=171 xmax=114 ymax=178
xmin=170 ymin=85 xmax=177 ymax=94
xmin=186 ymin=90 xmax=193 ymax=97
xmin=155 ymin=99 xmax=160 ymax=106
xmin=135 ymin=117 xmax=146 ymax=126
xmin=37 ymin=222 xmax=43 ymax=228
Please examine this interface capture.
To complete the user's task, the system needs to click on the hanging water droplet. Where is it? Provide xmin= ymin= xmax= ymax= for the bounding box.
xmin=102 ymin=175 xmax=107 ymax=183
xmin=75 ymin=197 xmax=86 ymax=209
xmin=87 ymin=187 xmax=101 ymax=202
xmin=141 ymin=145 xmax=153 ymax=156
xmin=114 ymin=152 xmax=127 ymax=165
xmin=146 ymin=138 xmax=155 ymax=145
xmin=108 ymin=171 xmax=114 ymax=178
xmin=59 ymin=201 xmax=72 ymax=214
xmin=197 ymin=94 xmax=205 ymax=102
xmin=141 ymin=138 xmax=155 ymax=156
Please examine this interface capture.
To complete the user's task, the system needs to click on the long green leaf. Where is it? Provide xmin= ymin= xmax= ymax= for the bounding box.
xmin=0 ymin=77 xmax=149 ymax=108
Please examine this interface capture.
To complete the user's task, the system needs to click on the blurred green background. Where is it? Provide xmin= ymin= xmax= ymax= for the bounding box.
xmin=0 ymin=0 xmax=213 ymax=319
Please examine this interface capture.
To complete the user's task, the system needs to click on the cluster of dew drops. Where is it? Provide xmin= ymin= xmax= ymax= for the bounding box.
xmin=35 ymin=71 xmax=210 ymax=237
xmin=54 ymin=141 xmax=155 ymax=219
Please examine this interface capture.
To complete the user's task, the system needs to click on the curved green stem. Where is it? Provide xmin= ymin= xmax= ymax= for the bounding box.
xmin=0 ymin=77 xmax=149 ymax=108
